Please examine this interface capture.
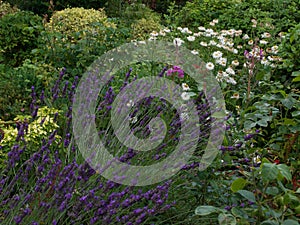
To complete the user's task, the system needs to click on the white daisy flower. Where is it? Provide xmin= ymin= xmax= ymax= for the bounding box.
xmin=187 ymin=36 xmax=195 ymax=42
xmin=261 ymin=32 xmax=271 ymax=38
xmin=163 ymin=28 xmax=171 ymax=33
xmin=259 ymin=40 xmax=268 ymax=45
xmin=209 ymin=40 xmax=217 ymax=46
xmin=213 ymin=19 xmax=219 ymax=23
xmin=217 ymin=58 xmax=227 ymax=67
xmin=148 ymin=36 xmax=157 ymax=41
xmin=182 ymin=83 xmax=191 ymax=91
xmin=191 ymin=50 xmax=199 ymax=55
xmin=226 ymin=67 xmax=235 ymax=75
xmin=159 ymin=30 xmax=166 ymax=36
xmin=248 ymin=39 xmax=254 ymax=45
xmin=173 ymin=38 xmax=184 ymax=46
xmin=226 ymin=77 xmax=237 ymax=85
xmin=242 ymin=34 xmax=250 ymax=40
xmin=150 ymin=31 xmax=159 ymax=37
xmin=200 ymin=41 xmax=208 ymax=46
xmin=212 ymin=51 xmax=223 ymax=59
xmin=198 ymin=26 xmax=206 ymax=31
xmin=209 ymin=22 xmax=215 ymax=26
xmin=271 ymin=45 xmax=278 ymax=54
xmin=181 ymin=92 xmax=190 ymax=101
xmin=231 ymin=60 xmax=239 ymax=66
xmin=206 ymin=62 xmax=215 ymax=70
xmin=193 ymin=32 xmax=202 ymax=37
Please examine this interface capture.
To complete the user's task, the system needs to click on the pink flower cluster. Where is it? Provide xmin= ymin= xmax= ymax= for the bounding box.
xmin=166 ymin=66 xmax=184 ymax=78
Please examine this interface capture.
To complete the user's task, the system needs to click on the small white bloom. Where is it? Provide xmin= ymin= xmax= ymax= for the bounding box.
xmin=163 ymin=28 xmax=171 ymax=33
xmin=226 ymin=41 xmax=234 ymax=47
xmin=248 ymin=39 xmax=254 ymax=45
xmin=213 ymin=19 xmax=219 ymax=23
xmin=193 ymin=32 xmax=202 ymax=37
xmin=150 ymin=31 xmax=159 ymax=37
xmin=231 ymin=60 xmax=239 ymax=66
xmin=212 ymin=51 xmax=223 ymax=59
xmin=187 ymin=36 xmax=195 ymax=42
xmin=242 ymin=34 xmax=250 ymax=40
xmin=232 ymin=49 xmax=238 ymax=54
xmin=206 ymin=62 xmax=215 ymax=70
xmin=226 ymin=77 xmax=237 ymax=85
xmin=200 ymin=41 xmax=208 ymax=46
xmin=181 ymin=92 xmax=190 ymax=101
xmin=225 ymin=67 xmax=235 ymax=75
xmin=182 ymin=83 xmax=190 ymax=91
xmin=261 ymin=32 xmax=271 ymax=38
xmin=148 ymin=36 xmax=157 ymax=41
xmin=271 ymin=45 xmax=279 ymax=54
xmin=126 ymin=100 xmax=134 ymax=107
xmin=173 ymin=38 xmax=184 ymax=46
xmin=217 ymin=58 xmax=227 ymax=67
xmin=198 ymin=26 xmax=206 ymax=31
xmin=209 ymin=40 xmax=217 ymax=46
xmin=177 ymin=27 xmax=183 ymax=31
xmin=159 ymin=30 xmax=166 ymax=36
xmin=259 ymin=40 xmax=268 ymax=45
xmin=209 ymin=22 xmax=215 ymax=26
xmin=191 ymin=50 xmax=199 ymax=55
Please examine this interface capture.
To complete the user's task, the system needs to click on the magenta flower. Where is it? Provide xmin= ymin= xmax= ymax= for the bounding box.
xmin=166 ymin=66 xmax=184 ymax=78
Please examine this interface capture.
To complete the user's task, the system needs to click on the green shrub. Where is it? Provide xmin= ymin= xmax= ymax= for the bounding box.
xmin=217 ymin=0 xmax=300 ymax=36
xmin=0 ymin=0 xmax=19 ymax=18
xmin=174 ymin=0 xmax=241 ymax=29
xmin=0 ymin=60 xmax=55 ymax=120
xmin=279 ymin=23 xmax=300 ymax=74
xmin=37 ymin=7 xmax=118 ymax=77
xmin=121 ymin=2 xmax=161 ymax=24
xmin=131 ymin=18 xmax=162 ymax=40
xmin=0 ymin=11 xmax=43 ymax=67
xmin=45 ymin=7 xmax=115 ymax=42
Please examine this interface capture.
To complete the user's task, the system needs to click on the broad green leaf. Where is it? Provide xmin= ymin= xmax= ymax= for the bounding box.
xmin=231 ymin=207 xmax=248 ymax=219
xmin=291 ymin=71 xmax=300 ymax=77
xmin=257 ymin=119 xmax=268 ymax=127
xmin=231 ymin=178 xmax=247 ymax=192
xmin=261 ymin=163 xmax=279 ymax=182
xmin=261 ymin=220 xmax=279 ymax=225
xmin=277 ymin=164 xmax=292 ymax=181
xmin=237 ymin=190 xmax=256 ymax=203
xmin=195 ymin=205 xmax=220 ymax=216
xmin=218 ymin=213 xmax=236 ymax=225
xmin=281 ymin=96 xmax=296 ymax=109
xmin=265 ymin=187 xmax=279 ymax=196
xmin=292 ymin=111 xmax=300 ymax=117
xmin=292 ymin=76 xmax=300 ymax=82
xmin=282 ymin=219 xmax=299 ymax=225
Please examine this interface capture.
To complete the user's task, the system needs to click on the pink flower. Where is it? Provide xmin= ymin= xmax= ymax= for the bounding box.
xmin=167 ymin=66 xmax=184 ymax=78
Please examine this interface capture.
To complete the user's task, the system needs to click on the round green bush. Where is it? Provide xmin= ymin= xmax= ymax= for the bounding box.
xmin=0 ymin=11 xmax=43 ymax=67
xmin=45 ymin=7 xmax=116 ymax=42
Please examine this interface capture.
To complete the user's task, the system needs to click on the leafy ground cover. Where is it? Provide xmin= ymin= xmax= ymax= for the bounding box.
xmin=0 ymin=0 xmax=299 ymax=224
